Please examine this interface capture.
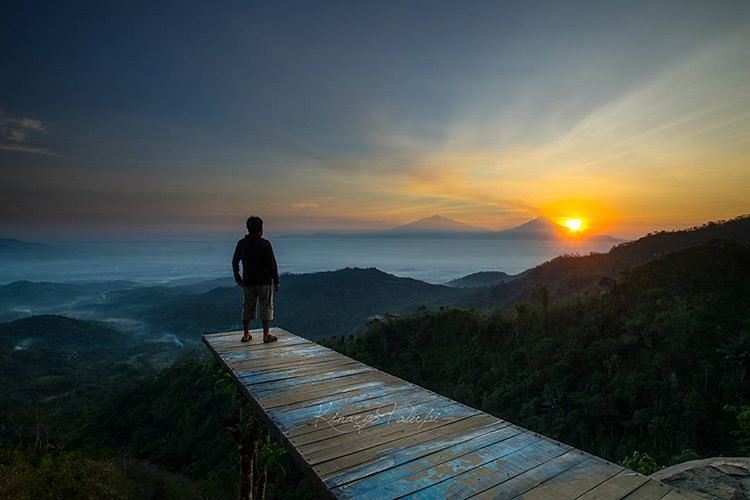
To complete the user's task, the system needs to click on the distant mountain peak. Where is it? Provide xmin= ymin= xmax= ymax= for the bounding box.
xmin=498 ymin=217 xmax=622 ymax=242
xmin=389 ymin=215 xmax=491 ymax=233
xmin=499 ymin=217 xmax=563 ymax=237
xmin=512 ymin=217 xmax=560 ymax=229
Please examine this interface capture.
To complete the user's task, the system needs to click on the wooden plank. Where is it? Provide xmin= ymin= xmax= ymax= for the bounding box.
xmin=234 ymin=354 xmax=346 ymax=377
xmin=659 ymin=490 xmax=703 ymax=500
xmin=207 ymin=328 xmax=303 ymax=346
xmin=271 ymin=382 xmax=418 ymax=432
xmin=472 ymin=450 xmax=589 ymax=499
xmin=248 ymin=366 xmax=376 ymax=397
xmin=268 ymin=380 xmax=413 ymax=418
xmin=329 ymin=421 xmax=519 ymax=495
xmin=343 ymin=430 xmax=540 ymax=497
xmin=206 ymin=326 xmax=288 ymax=340
xmin=221 ymin=343 xmax=330 ymax=362
xmin=222 ymin=344 xmax=331 ymax=364
xmin=235 ymin=358 xmax=340 ymax=375
xmin=258 ymin=372 xmax=398 ymax=407
xmin=315 ymin=413 xmax=500 ymax=479
xmin=203 ymin=329 xmax=254 ymax=346
xmin=262 ymin=379 xmax=392 ymax=411
xmin=515 ymin=457 xmax=623 ymax=499
xmin=238 ymin=358 xmax=361 ymax=385
xmin=256 ymin=369 xmax=391 ymax=400
xmin=305 ymin=404 xmax=480 ymax=465
xmin=236 ymin=359 xmax=348 ymax=381
xmin=299 ymin=398 xmax=475 ymax=459
xmin=577 ymin=469 xmax=650 ymax=499
xmin=282 ymin=385 xmax=434 ymax=436
xmin=400 ymin=434 xmax=568 ymax=499
xmin=211 ymin=335 xmax=311 ymax=353
xmin=621 ymin=478 xmax=673 ymax=499
xmin=246 ymin=361 xmax=371 ymax=386
xmin=290 ymin=391 xmax=446 ymax=446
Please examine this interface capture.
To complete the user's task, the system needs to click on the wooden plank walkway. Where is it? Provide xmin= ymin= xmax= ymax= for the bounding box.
xmin=203 ymin=328 xmax=698 ymax=499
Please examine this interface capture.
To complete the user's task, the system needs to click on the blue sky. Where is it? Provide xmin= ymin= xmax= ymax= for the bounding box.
xmin=1 ymin=0 xmax=749 ymax=238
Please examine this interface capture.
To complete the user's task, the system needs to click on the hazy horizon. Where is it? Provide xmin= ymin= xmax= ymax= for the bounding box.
xmin=5 ymin=212 xmax=745 ymax=244
xmin=0 ymin=236 xmax=619 ymax=285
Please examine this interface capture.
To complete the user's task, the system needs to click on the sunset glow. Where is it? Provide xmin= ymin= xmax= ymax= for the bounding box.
xmin=563 ymin=218 xmax=584 ymax=233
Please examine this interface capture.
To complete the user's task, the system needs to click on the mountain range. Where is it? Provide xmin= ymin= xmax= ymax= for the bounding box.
xmin=387 ymin=215 xmax=491 ymax=233
xmin=293 ymin=215 xmax=622 ymax=241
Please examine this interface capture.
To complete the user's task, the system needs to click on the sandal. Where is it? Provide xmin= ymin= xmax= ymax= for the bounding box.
xmin=263 ymin=334 xmax=278 ymax=343
xmin=241 ymin=335 xmax=252 ymax=343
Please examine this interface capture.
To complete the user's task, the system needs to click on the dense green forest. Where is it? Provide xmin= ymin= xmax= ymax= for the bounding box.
xmin=321 ymin=240 xmax=750 ymax=466
xmin=1 ymin=341 xmax=316 ymax=499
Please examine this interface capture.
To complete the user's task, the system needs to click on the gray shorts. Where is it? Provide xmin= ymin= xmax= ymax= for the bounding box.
xmin=242 ymin=284 xmax=274 ymax=321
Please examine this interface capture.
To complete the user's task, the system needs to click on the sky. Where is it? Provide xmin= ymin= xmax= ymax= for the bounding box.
xmin=1 ymin=0 xmax=749 ymax=239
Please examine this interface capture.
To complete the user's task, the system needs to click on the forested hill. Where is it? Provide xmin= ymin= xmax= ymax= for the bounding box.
xmin=0 ymin=315 xmax=131 ymax=351
xmin=465 ymin=214 xmax=750 ymax=307
xmin=140 ymin=267 xmax=470 ymax=339
xmin=321 ymin=240 xmax=750 ymax=466
xmin=447 ymin=270 xmax=518 ymax=288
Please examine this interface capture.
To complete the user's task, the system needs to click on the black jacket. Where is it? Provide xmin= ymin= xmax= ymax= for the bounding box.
xmin=232 ymin=235 xmax=280 ymax=286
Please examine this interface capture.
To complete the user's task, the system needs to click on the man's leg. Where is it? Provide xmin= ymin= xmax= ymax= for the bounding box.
xmin=260 ymin=285 xmax=276 ymax=341
xmin=262 ymin=319 xmax=270 ymax=338
xmin=241 ymin=286 xmax=257 ymax=342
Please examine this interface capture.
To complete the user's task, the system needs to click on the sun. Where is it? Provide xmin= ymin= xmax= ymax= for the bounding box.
xmin=562 ymin=218 xmax=584 ymax=232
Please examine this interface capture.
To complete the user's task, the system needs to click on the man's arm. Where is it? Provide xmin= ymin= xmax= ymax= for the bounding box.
xmin=232 ymin=241 xmax=243 ymax=286
xmin=267 ymin=241 xmax=280 ymax=290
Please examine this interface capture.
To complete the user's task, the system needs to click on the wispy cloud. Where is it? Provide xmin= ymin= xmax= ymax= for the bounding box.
xmin=0 ymin=114 xmax=56 ymax=156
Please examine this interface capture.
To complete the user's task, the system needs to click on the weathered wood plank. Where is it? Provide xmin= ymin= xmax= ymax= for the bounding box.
xmin=329 ymin=421 xmax=518 ymax=495
xmin=231 ymin=351 xmax=343 ymax=372
xmin=270 ymin=382 xmax=418 ymax=432
xmin=347 ymin=431 xmax=539 ymax=497
xmin=306 ymin=406 xmax=480 ymax=466
xmin=472 ymin=450 xmax=590 ymax=499
xmin=620 ymin=478 xmax=673 ymax=499
xmin=258 ymin=372 xmax=398 ymax=408
xmin=249 ymin=366 xmax=376 ymax=397
xmin=515 ymin=457 xmax=622 ymax=499
xmin=206 ymin=328 xmax=301 ymax=345
xmin=577 ymin=469 xmax=650 ymax=499
xmin=315 ymin=413 xmax=501 ymax=479
xmin=299 ymin=398 xmax=476 ymax=460
xmin=253 ymin=363 xmax=378 ymax=398
xmin=222 ymin=343 xmax=330 ymax=363
xmin=659 ymin=489 xmax=703 ymax=500
xmin=400 ymin=433 xmax=568 ymax=499
xmin=212 ymin=335 xmax=311 ymax=353
xmin=280 ymin=386 xmax=436 ymax=436
xmin=290 ymin=391 xmax=446 ymax=447
xmin=263 ymin=380 xmax=392 ymax=412
xmin=244 ymin=359 xmax=368 ymax=384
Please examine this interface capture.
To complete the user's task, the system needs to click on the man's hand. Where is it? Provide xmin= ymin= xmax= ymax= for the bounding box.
xmin=234 ymin=275 xmax=243 ymax=287
xmin=274 ymin=282 xmax=281 ymax=292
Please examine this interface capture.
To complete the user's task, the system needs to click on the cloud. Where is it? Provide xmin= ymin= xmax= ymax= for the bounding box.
xmin=0 ymin=114 xmax=55 ymax=156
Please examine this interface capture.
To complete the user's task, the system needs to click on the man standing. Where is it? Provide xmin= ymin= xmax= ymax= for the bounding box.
xmin=232 ymin=216 xmax=280 ymax=343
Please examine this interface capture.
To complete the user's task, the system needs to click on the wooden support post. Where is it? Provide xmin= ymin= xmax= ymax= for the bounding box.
xmin=224 ymin=390 xmax=265 ymax=500
xmin=253 ymin=429 xmax=269 ymax=500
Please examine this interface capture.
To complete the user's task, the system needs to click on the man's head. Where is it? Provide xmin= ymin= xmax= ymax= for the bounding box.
xmin=246 ymin=216 xmax=263 ymax=236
